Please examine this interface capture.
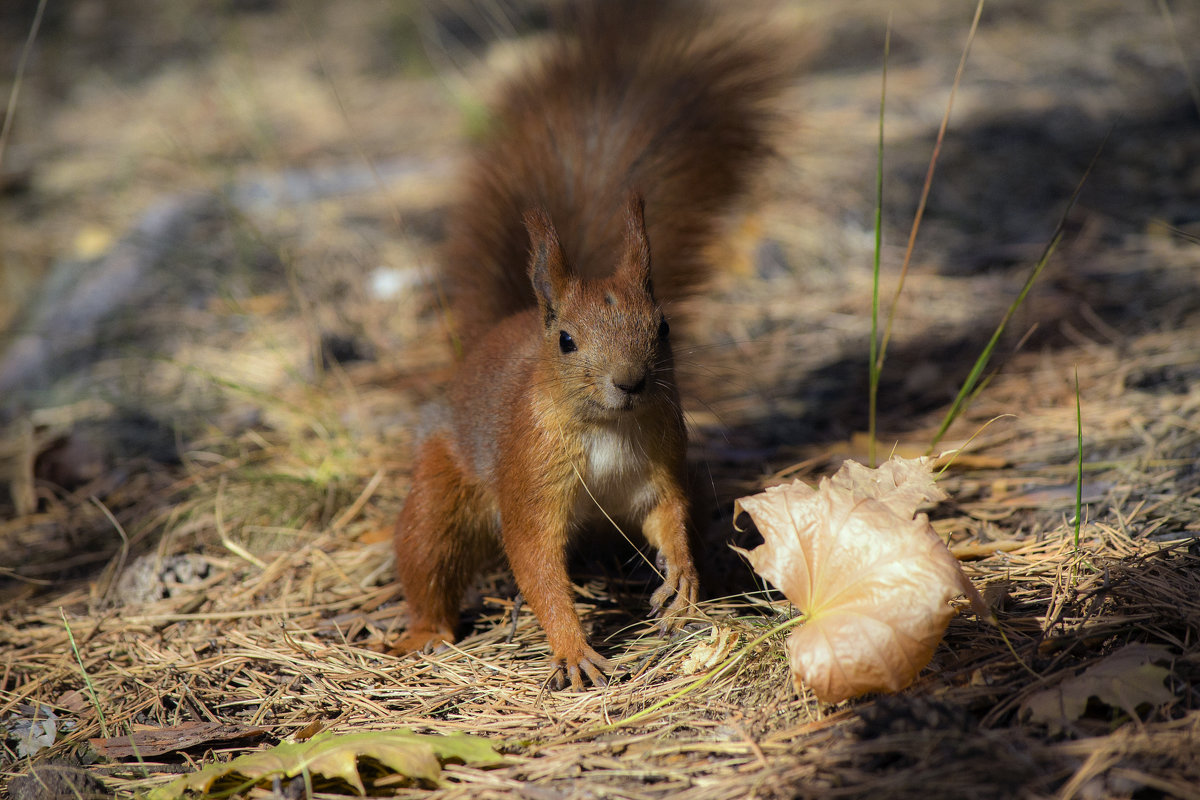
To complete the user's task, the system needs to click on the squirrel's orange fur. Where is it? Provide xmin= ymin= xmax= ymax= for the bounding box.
xmin=392 ymin=1 xmax=783 ymax=689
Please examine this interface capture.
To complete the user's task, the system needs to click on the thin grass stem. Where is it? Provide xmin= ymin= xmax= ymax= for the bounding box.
xmin=1157 ymin=0 xmax=1200 ymax=118
xmin=868 ymin=16 xmax=891 ymax=469
xmin=0 ymin=0 xmax=47 ymax=172
xmin=595 ymin=613 xmax=807 ymax=732
xmin=61 ymin=609 xmax=109 ymax=738
xmin=876 ymin=0 xmax=985 ymax=374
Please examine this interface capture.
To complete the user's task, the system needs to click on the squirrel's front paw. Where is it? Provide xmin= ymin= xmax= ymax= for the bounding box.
xmin=649 ymin=555 xmax=699 ymax=633
xmin=550 ymin=644 xmax=614 ymax=691
xmin=388 ymin=627 xmax=453 ymax=656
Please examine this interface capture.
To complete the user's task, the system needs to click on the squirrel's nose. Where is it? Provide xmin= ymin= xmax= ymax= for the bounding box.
xmin=612 ymin=369 xmax=647 ymax=395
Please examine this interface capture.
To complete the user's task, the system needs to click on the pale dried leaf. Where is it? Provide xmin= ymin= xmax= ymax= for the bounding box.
xmin=735 ymin=456 xmax=979 ymax=704
xmin=831 ymin=455 xmax=947 ymax=517
xmin=681 ymin=627 xmax=741 ymax=675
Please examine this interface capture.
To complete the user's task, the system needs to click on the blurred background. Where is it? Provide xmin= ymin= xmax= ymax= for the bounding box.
xmin=1 ymin=0 xmax=1198 ymax=579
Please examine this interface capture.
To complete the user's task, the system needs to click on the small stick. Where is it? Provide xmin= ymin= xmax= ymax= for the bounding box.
xmin=506 ymin=593 xmax=524 ymax=644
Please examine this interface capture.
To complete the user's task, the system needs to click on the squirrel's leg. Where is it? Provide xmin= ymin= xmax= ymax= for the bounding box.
xmin=391 ymin=434 xmax=491 ymax=655
xmin=643 ymin=488 xmax=700 ymax=633
xmin=501 ymin=502 xmax=612 ymax=690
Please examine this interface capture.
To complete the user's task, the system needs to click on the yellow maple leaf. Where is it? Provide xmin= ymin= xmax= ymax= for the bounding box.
xmin=735 ymin=456 xmax=985 ymax=704
xmin=146 ymin=729 xmax=502 ymax=799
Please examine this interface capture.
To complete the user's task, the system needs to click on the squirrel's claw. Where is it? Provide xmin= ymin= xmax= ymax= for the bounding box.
xmin=649 ymin=561 xmax=699 ymax=634
xmin=551 ymin=646 xmax=614 ymax=691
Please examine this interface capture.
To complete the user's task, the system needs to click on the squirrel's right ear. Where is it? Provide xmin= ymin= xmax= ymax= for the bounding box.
xmin=524 ymin=208 xmax=569 ymax=325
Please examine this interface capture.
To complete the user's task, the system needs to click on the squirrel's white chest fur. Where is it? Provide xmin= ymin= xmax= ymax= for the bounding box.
xmin=572 ymin=422 xmax=658 ymax=524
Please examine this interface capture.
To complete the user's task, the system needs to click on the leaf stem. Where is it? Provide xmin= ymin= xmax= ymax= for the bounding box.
xmin=595 ymin=614 xmax=808 ymax=732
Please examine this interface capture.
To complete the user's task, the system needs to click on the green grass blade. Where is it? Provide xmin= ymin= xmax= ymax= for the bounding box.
xmin=929 ymin=231 xmax=1061 ymax=450
xmin=1074 ymin=365 xmax=1084 ymax=548
xmin=928 ymin=131 xmax=1109 ymax=450
xmin=61 ymin=609 xmax=109 ymax=738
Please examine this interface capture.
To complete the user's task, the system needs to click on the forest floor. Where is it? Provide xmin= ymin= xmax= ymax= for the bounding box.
xmin=2 ymin=1 xmax=1199 ymax=798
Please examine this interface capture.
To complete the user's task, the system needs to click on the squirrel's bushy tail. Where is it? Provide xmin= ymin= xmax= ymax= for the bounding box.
xmin=442 ymin=0 xmax=788 ymax=338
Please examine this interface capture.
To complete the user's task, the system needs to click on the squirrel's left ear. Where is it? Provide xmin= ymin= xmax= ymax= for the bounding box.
xmin=525 ymin=208 xmax=569 ymax=325
xmin=620 ymin=192 xmax=652 ymax=293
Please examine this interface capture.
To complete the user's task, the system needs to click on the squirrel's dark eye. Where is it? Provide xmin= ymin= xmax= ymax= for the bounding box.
xmin=559 ymin=330 xmax=577 ymax=354
xmin=657 ymin=318 xmax=670 ymax=340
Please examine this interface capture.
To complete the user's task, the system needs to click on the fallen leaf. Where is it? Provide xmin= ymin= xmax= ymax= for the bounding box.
xmin=681 ymin=627 xmax=741 ymax=675
xmin=12 ymin=717 xmax=57 ymax=757
xmin=1020 ymin=644 xmax=1175 ymax=734
xmin=292 ymin=720 xmax=324 ymax=741
xmin=56 ymin=689 xmax=90 ymax=714
xmin=5 ymin=704 xmax=75 ymax=758
xmin=146 ymin=729 xmax=502 ymax=799
xmin=91 ymin=721 xmax=268 ymax=758
xmin=735 ymin=456 xmax=984 ymax=704
xmin=829 ymin=455 xmax=947 ymax=517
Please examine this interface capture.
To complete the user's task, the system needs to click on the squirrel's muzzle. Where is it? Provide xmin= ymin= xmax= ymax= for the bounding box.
xmin=612 ymin=369 xmax=648 ymax=396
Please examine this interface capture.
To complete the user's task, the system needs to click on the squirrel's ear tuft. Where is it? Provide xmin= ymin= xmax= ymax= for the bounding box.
xmin=621 ymin=192 xmax=652 ymax=293
xmin=524 ymin=208 xmax=569 ymax=325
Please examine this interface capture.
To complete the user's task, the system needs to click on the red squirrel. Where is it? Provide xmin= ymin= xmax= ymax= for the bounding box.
xmin=391 ymin=1 xmax=783 ymax=689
